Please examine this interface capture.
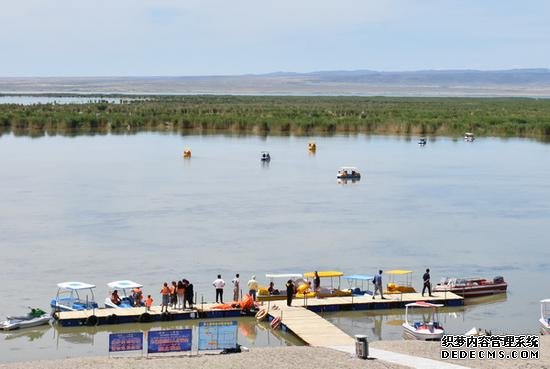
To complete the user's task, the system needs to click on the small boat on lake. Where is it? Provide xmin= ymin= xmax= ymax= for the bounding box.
xmin=260 ymin=151 xmax=271 ymax=162
xmin=257 ymin=273 xmax=303 ymax=301
xmin=303 ymin=271 xmax=351 ymax=298
xmin=343 ymin=274 xmax=374 ymax=295
xmin=433 ymin=276 xmax=507 ymax=298
xmin=104 ymin=280 xmax=143 ymax=308
xmin=308 ymin=142 xmax=316 ymax=152
xmin=418 ymin=138 xmax=427 ymax=146
xmin=464 ymin=132 xmax=475 ymax=142
xmin=539 ymin=299 xmax=550 ymax=335
xmin=1 ymin=308 xmax=50 ymax=331
xmin=337 ymin=166 xmax=361 ymax=180
xmin=402 ymin=302 xmax=445 ymax=341
xmin=386 ymin=270 xmax=416 ymax=294
xmin=183 ymin=146 xmax=192 ymax=158
xmin=50 ymin=282 xmax=99 ymax=312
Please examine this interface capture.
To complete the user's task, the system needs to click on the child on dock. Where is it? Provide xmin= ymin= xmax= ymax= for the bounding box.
xmin=145 ymin=295 xmax=153 ymax=311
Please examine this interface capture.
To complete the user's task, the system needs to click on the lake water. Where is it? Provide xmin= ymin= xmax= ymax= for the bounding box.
xmin=0 ymin=95 xmax=136 ymax=105
xmin=0 ymin=132 xmax=549 ymax=361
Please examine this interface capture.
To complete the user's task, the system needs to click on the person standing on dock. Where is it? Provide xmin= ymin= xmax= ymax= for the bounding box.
xmin=373 ymin=270 xmax=386 ymax=299
xmin=232 ymin=273 xmax=240 ymax=301
xmin=422 ymin=268 xmax=434 ymax=297
xmin=213 ymin=275 xmax=226 ymax=303
xmin=313 ymin=271 xmax=321 ymax=293
xmin=286 ymin=279 xmax=295 ymax=307
xmin=160 ymin=282 xmax=170 ymax=312
xmin=185 ymin=281 xmax=194 ymax=309
xmin=248 ymin=275 xmax=259 ymax=301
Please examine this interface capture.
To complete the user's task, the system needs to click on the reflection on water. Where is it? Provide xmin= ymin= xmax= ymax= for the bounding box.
xmin=324 ymin=294 xmax=510 ymax=341
xmin=0 ymin=318 xmax=300 ymax=363
xmin=337 ymin=177 xmax=361 ymax=184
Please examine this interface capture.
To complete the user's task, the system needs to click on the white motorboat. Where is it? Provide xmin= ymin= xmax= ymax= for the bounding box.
xmin=260 ymin=151 xmax=271 ymax=162
xmin=50 ymin=282 xmax=99 ymax=312
xmin=1 ymin=308 xmax=50 ymax=331
xmin=402 ymin=301 xmax=445 ymax=341
xmin=337 ymin=166 xmax=361 ymax=179
xmin=464 ymin=132 xmax=475 ymax=142
xmin=540 ymin=299 xmax=550 ymax=335
xmin=418 ymin=138 xmax=427 ymax=146
xmin=104 ymin=280 xmax=143 ymax=308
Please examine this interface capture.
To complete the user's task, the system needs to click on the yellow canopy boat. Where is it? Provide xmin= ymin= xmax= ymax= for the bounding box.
xmin=303 ymin=271 xmax=351 ymax=298
xmin=385 ymin=270 xmax=416 ymax=294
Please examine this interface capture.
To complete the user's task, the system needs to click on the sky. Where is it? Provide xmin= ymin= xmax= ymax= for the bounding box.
xmin=0 ymin=0 xmax=549 ymax=77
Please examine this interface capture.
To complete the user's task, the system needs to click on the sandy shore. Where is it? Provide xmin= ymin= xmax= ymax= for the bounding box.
xmin=1 ymin=337 xmax=548 ymax=369
xmin=0 ymin=346 xmax=407 ymax=369
xmin=370 ymin=335 xmax=550 ymax=369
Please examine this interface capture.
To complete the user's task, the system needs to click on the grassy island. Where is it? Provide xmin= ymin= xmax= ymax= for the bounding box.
xmin=1 ymin=95 xmax=550 ymax=139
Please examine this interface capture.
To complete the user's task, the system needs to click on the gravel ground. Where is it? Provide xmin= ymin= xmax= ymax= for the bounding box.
xmin=0 ymin=346 xmax=409 ymax=369
xmin=370 ymin=336 xmax=550 ymax=369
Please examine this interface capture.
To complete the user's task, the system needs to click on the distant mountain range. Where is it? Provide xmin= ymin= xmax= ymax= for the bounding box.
xmin=1 ymin=69 xmax=550 ymax=97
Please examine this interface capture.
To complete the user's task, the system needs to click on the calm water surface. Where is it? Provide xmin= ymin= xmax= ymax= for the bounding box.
xmin=0 ymin=133 xmax=549 ymax=360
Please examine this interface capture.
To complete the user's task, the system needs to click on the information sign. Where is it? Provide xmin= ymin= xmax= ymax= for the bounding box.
xmin=109 ymin=332 xmax=143 ymax=352
xmin=147 ymin=329 xmax=192 ymax=354
xmin=198 ymin=321 xmax=237 ymax=350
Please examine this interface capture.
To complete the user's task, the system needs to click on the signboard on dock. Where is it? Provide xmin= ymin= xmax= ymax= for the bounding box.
xmin=198 ymin=320 xmax=238 ymax=350
xmin=147 ymin=329 xmax=192 ymax=353
xmin=109 ymin=332 xmax=143 ymax=352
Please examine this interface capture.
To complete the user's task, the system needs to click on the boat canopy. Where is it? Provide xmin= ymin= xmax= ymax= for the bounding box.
xmin=107 ymin=280 xmax=143 ymax=289
xmin=265 ymin=273 xmax=302 ymax=279
xmin=57 ymin=282 xmax=96 ymax=290
xmin=304 ymin=271 xmax=343 ymax=278
xmin=344 ymin=275 xmax=374 ymax=281
xmin=386 ymin=270 xmax=413 ymax=275
xmin=339 ymin=166 xmax=358 ymax=171
xmin=540 ymin=299 xmax=550 ymax=303
xmin=465 ymin=132 xmax=474 ymax=136
xmin=406 ymin=302 xmax=444 ymax=308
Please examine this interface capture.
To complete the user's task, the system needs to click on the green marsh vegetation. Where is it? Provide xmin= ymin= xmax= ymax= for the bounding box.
xmin=1 ymin=95 xmax=550 ymax=139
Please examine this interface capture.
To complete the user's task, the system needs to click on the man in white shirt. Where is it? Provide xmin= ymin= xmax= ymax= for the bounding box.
xmin=212 ymin=274 xmax=225 ymax=303
xmin=248 ymin=275 xmax=259 ymax=301
xmin=232 ymin=273 xmax=240 ymax=301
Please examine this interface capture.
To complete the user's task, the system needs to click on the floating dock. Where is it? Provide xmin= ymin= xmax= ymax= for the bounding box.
xmin=54 ymin=291 xmax=463 ymax=327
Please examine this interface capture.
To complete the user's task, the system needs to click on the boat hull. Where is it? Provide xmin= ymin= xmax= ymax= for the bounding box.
xmin=402 ymin=324 xmax=444 ymax=341
xmin=433 ymin=282 xmax=507 ymax=298
xmin=540 ymin=319 xmax=550 ymax=335
xmin=1 ymin=315 xmax=50 ymax=331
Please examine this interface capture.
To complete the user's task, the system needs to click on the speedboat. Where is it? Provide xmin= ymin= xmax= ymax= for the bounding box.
xmin=1 ymin=308 xmax=50 ymax=331
xmin=337 ymin=166 xmax=361 ymax=179
xmin=402 ymin=302 xmax=445 ymax=341
xmin=50 ymin=282 xmax=99 ymax=312
xmin=260 ymin=151 xmax=271 ymax=162
xmin=540 ymin=299 xmax=550 ymax=335
xmin=464 ymin=132 xmax=475 ymax=142
xmin=418 ymin=138 xmax=427 ymax=146
xmin=308 ymin=142 xmax=317 ymax=152
xmin=183 ymin=146 xmax=192 ymax=158
xmin=433 ymin=276 xmax=507 ymax=297
xmin=104 ymin=280 xmax=143 ymax=308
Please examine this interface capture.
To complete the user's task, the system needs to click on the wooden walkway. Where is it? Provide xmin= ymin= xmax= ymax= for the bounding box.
xmin=266 ymin=304 xmax=355 ymax=347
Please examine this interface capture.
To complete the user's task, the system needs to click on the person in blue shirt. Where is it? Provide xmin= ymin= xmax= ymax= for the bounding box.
xmin=373 ymin=270 xmax=386 ymax=299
